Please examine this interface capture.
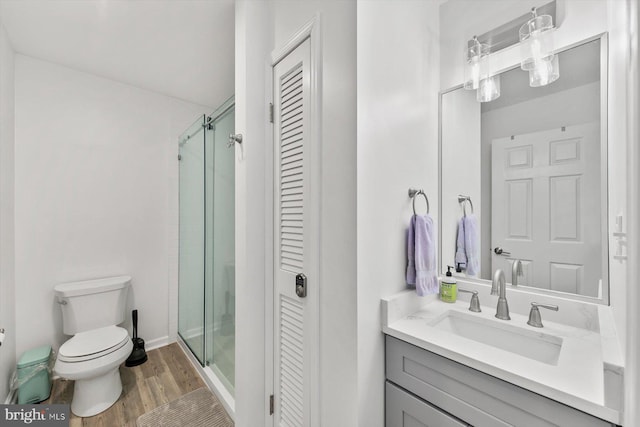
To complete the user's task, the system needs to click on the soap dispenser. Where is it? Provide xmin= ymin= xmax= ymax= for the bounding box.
xmin=440 ymin=266 xmax=457 ymax=303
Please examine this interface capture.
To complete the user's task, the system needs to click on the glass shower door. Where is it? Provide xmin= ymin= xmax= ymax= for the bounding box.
xmin=177 ymin=98 xmax=235 ymax=398
xmin=178 ymin=115 xmax=206 ymax=364
xmin=205 ymin=101 xmax=235 ymax=394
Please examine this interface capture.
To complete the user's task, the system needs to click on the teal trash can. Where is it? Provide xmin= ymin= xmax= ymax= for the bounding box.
xmin=17 ymin=345 xmax=52 ymax=404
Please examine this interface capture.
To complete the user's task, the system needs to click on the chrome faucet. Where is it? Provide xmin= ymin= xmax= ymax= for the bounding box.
xmin=458 ymin=289 xmax=481 ymax=312
xmin=491 ymin=269 xmax=510 ymax=320
xmin=527 ymin=302 xmax=559 ymax=328
xmin=512 ymin=259 xmax=523 ymax=287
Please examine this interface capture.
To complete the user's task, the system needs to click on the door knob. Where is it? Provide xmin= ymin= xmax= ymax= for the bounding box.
xmin=494 ymin=247 xmax=511 ymax=256
xmin=295 ymin=273 xmax=307 ymax=298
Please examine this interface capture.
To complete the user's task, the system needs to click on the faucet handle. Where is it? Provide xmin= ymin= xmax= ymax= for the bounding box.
xmin=458 ymin=289 xmax=481 ymax=313
xmin=516 ymin=262 xmax=524 ymax=276
xmin=527 ymin=302 xmax=559 ymax=328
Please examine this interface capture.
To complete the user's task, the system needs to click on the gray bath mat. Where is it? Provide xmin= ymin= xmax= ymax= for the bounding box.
xmin=136 ymin=387 xmax=233 ymax=427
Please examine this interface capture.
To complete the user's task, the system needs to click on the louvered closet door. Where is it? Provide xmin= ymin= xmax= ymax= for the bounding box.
xmin=273 ymin=37 xmax=315 ymax=427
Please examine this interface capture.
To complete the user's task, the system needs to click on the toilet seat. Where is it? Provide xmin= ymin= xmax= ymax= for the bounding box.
xmin=58 ymin=326 xmax=130 ymax=363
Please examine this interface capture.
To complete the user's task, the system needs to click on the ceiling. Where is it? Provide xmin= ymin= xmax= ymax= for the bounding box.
xmin=0 ymin=0 xmax=235 ymax=108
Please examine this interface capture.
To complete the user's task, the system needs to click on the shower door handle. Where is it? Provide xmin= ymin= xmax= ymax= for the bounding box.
xmin=228 ymin=133 xmax=243 ymax=148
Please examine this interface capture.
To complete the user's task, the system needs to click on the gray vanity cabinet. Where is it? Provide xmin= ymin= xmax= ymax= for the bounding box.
xmin=385 ymin=336 xmax=616 ymax=427
xmin=386 ymin=381 xmax=468 ymax=427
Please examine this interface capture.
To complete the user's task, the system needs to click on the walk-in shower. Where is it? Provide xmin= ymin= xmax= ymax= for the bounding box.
xmin=178 ymin=97 xmax=235 ymax=408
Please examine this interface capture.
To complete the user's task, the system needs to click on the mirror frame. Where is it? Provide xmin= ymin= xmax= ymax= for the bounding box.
xmin=438 ymin=32 xmax=610 ymax=305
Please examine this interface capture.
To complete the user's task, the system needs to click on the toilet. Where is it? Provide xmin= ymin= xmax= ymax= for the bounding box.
xmin=53 ymin=276 xmax=133 ymax=417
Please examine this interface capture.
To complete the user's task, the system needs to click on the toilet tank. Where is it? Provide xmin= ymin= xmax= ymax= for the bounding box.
xmin=54 ymin=276 xmax=131 ymax=335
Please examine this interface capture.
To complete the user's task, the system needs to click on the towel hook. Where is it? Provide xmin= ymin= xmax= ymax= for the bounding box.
xmin=457 ymin=195 xmax=474 ymax=216
xmin=409 ymin=188 xmax=430 ymax=215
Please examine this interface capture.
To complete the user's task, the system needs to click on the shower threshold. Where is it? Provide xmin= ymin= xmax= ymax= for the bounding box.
xmin=177 ymin=337 xmax=235 ymax=420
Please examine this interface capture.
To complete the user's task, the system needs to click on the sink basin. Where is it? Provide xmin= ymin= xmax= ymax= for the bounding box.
xmin=429 ymin=310 xmax=563 ymax=365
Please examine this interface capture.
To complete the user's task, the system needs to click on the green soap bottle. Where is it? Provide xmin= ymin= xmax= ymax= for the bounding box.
xmin=440 ymin=266 xmax=457 ymax=303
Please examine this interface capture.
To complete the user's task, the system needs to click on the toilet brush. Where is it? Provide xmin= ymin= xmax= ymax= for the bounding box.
xmin=125 ymin=309 xmax=148 ymax=367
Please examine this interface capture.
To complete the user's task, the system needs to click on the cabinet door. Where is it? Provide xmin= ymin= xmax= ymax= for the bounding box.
xmin=386 ymin=336 xmax=615 ymax=427
xmin=386 ymin=381 xmax=467 ymax=427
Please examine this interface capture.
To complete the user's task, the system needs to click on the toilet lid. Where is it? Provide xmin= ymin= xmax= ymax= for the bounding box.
xmin=59 ymin=326 xmax=129 ymax=360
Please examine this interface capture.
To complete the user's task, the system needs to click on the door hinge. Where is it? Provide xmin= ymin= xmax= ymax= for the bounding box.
xmin=269 ymin=103 xmax=274 ymax=123
xmin=269 ymin=394 xmax=274 ymax=415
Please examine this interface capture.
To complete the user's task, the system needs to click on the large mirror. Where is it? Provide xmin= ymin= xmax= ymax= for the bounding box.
xmin=439 ymin=36 xmax=608 ymax=303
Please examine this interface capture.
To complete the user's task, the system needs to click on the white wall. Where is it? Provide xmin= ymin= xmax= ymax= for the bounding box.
xmin=0 ymin=21 xmax=16 ymax=402
xmin=440 ymin=0 xmax=630 ymax=356
xmin=605 ymin=0 xmax=634 ymax=359
xmin=357 ymin=2 xmax=440 ymax=426
xmin=14 ymin=55 xmax=211 ymax=357
xmin=234 ymin=1 xmax=272 ymax=425
xmin=624 ymin=2 xmax=639 ymax=426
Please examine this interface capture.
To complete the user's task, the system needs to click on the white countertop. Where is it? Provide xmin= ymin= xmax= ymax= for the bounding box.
xmin=381 ymin=289 xmax=623 ymax=425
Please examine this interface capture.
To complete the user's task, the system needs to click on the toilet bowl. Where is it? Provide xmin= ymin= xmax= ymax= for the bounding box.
xmin=54 ymin=326 xmax=133 ymax=416
xmin=53 ymin=276 xmax=132 ymax=417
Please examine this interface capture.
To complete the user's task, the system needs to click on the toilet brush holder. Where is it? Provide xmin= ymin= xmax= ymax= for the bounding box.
xmin=125 ymin=310 xmax=148 ymax=367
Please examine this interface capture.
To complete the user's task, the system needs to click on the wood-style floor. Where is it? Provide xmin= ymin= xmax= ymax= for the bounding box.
xmin=45 ymin=343 xmax=207 ymax=427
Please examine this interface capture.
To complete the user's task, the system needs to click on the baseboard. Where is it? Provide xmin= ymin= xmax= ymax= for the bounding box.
xmin=145 ymin=336 xmax=172 ymax=351
xmin=4 ymin=389 xmax=16 ymax=404
xmin=180 ymin=326 xmax=204 ymax=341
xmin=179 ymin=321 xmax=230 ymax=341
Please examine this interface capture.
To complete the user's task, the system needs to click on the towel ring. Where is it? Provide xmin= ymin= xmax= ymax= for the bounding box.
xmin=457 ymin=195 xmax=474 ymax=216
xmin=409 ymin=189 xmax=430 ymax=215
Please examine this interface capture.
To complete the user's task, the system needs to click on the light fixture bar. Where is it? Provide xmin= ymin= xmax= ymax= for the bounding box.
xmin=468 ymin=0 xmax=557 ymax=54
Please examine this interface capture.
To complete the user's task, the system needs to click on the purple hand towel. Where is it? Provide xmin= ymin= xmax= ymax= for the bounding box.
xmin=463 ymin=214 xmax=480 ymax=276
xmin=455 ymin=218 xmax=467 ymax=270
xmin=406 ymin=214 xmax=438 ymax=296
xmin=406 ymin=219 xmax=416 ymax=286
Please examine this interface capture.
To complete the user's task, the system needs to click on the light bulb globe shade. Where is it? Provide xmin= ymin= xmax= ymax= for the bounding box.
xmin=528 ymin=54 xmax=559 ymax=87
xmin=519 ymin=14 xmax=555 ymax=71
xmin=477 ymin=75 xmax=500 ymax=102
xmin=464 ymin=41 xmax=489 ymax=90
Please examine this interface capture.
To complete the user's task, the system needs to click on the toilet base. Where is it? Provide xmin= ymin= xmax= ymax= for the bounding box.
xmin=71 ymin=367 xmax=123 ymax=417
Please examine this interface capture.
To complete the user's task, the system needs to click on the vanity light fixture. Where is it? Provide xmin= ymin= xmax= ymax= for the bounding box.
xmin=464 ymin=36 xmax=501 ymax=102
xmin=477 ymin=74 xmax=501 ymax=103
xmin=462 ymin=1 xmax=557 ymax=100
xmin=519 ymin=7 xmax=559 ymax=87
xmin=464 ymin=36 xmax=485 ymax=90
